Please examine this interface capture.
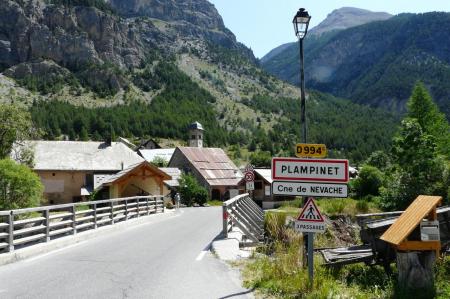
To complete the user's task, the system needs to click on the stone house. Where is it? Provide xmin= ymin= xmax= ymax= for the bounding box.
xmin=168 ymin=147 xmax=242 ymax=200
xmin=20 ymin=140 xmax=172 ymax=205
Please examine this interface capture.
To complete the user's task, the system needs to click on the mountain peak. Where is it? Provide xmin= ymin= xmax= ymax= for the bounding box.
xmin=309 ymin=7 xmax=392 ymax=36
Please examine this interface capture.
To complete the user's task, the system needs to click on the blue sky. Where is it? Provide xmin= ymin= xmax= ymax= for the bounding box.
xmin=208 ymin=0 xmax=450 ymax=58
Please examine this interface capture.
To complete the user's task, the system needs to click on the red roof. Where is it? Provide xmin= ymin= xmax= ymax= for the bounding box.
xmin=177 ymin=147 xmax=242 ymax=186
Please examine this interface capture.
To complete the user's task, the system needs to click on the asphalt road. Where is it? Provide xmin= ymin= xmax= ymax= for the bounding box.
xmin=0 ymin=207 xmax=253 ymax=299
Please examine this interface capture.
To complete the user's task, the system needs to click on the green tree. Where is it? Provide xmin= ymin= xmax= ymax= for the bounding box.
xmin=407 ymin=82 xmax=450 ymax=157
xmin=0 ymin=159 xmax=43 ymax=210
xmin=249 ymin=151 xmax=271 ymax=167
xmin=178 ymin=173 xmax=209 ymax=206
xmin=365 ymin=150 xmax=391 ymax=171
xmin=380 ymin=119 xmax=448 ymax=210
xmin=351 ymin=165 xmax=384 ymax=198
xmin=151 ymin=156 xmax=168 ymax=167
xmin=0 ymin=104 xmax=34 ymax=159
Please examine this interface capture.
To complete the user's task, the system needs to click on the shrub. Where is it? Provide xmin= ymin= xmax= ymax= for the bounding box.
xmin=178 ymin=173 xmax=209 ymax=206
xmin=0 ymin=159 xmax=43 ymax=210
xmin=351 ymin=165 xmax=384 ymax=198
xmin=165 ymin=201 xmax=174 ymax=209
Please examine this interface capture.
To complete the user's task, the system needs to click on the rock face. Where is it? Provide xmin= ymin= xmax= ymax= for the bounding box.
xmin=309 ymin=7 xmax=392 ymax=36
xmin=108 ymin=0 xmax=255 ymax=60
xmin=0 ymin=0 xmax=145 ymax=72
xmin=0 ymin=0 xmax=256 ymax=84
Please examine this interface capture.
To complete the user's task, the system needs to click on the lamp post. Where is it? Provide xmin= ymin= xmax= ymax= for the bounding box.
xmin=293 ymin=7 xmax=313 ymax=285
xmin=293 ymin=8 xmax=311 ymax=143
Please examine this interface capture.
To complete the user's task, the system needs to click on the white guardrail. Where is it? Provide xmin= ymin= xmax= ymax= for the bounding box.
xmin=0 ymin=196 xmax=165 ymax=253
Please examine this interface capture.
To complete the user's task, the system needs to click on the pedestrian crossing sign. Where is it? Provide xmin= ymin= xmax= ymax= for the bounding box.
xmin=295 ymin=198 xmax=326 ymax=233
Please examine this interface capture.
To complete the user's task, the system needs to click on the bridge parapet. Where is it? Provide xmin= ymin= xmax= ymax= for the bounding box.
xmin=0 ymin=196 xmax=165 ymax=253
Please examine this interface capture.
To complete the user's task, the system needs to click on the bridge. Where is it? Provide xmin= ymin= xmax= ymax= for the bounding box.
xmin=0 ymin=197 xmax=255 ymax=299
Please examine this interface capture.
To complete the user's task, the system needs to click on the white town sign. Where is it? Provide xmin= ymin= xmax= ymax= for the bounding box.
xmin=272 ymin=181 xmax=348 ymax=198
xmin=271 ymin=157 xmax=349 ymax=183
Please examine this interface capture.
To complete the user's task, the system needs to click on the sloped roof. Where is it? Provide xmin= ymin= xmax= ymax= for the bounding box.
xmin=97 ymin=161 xmax=171 ymax=188
xmin=255 ymin=169 xmax=273 ymax=184
xmin=238 ymin=168 xmax=272 ymax=185
xmin=24 ymin=141 xmax=144 ymax=171
xmin=139 ymin=148 xmax=175 ymax=163
xmin=173 ymin=147 xmax=242 ymax=186
xmin=160 ymin=167 xmax=182 ymax=187
xmin=188 ymin=121 xmax=204 ymax=131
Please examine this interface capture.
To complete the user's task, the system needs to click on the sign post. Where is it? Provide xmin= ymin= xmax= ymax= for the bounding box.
xmin=271 ymin=156 xmax=349 ymax=288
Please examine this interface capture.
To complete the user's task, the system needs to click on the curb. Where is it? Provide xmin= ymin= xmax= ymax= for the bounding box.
xmin=0 ymin=210 xmax=176 ymax=266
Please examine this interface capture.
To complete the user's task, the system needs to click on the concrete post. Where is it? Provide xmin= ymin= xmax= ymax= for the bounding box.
xmin=146 ymin=197 xmax=150 ymax=215
xmin=125 ymin=199 xmax=129 ymax=220
xmin=154 ymin=197 xmax=157 ymax=213
xmin=161 ymin=197 xmax=165 ymax=213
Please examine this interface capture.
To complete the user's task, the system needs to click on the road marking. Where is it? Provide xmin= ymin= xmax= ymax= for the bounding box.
xmin=195 ymin=250 xmax=208 ymax=261
xmin=24 ymin=241 xmax=88 ymax=263
xmin=196 ymin=243 xmax=211 ymax=261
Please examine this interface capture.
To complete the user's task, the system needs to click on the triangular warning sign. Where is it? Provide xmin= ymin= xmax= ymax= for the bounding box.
xmin=297 ymin=198 xmax=324 ymax=222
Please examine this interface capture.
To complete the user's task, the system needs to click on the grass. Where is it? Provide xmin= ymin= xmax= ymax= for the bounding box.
xmin=243 ymin=241 xmax=394 ymax=298
xmin=242 ymin=198 xmax=450 ymax=298
xmin=277 ymin=197 xmax=381 ymax=219
xmin=206 ymin=200 xmax=223 ymax=206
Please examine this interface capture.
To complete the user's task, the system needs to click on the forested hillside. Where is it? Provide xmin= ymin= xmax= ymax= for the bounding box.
xmin=262 ymin=12 xmax=450 ymax=119
xmin=0 ymin=0 xmax=400 ymax=163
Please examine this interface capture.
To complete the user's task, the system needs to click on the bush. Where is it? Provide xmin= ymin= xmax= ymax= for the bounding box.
xmin=178 ymin=173 xmax=209 ymax=206
xmin=0 ymin=159 xmax=43 ymax=210
xmin=165 ymin=201 xmax=174 ymax=209
xmin=351 ymin=165 xmax=384 ymax=198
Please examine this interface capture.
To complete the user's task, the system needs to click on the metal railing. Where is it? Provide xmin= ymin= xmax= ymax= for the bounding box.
xmin=0 ymin=196 xmax=165 ymax=254
xmin=222 ymin=193 xmax=264 ymax=245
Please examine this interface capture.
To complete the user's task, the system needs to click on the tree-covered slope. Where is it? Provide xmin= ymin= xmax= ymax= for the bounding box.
xmin=262 ymin=12 xmax=450 ymax=119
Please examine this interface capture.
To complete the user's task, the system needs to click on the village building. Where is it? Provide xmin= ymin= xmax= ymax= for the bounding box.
xmin=167 ymin=121 xmax=242 ymax=200
xmin=139 ymin=148 xmax=175 ymax=165
xmin=19 ymin=140 xmax=173 ymax=205
xmin=238 ymin=168 xmax=295 ymax=209
xmin=168 ymin=147 xmax=242 ymax=200
xmin=138 ymin=138 xmax=162 ymax=150
xmin=95 ymin=161 xmax=171 ymax=200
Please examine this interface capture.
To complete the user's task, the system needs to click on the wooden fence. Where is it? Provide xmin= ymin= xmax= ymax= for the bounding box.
xmin=0 ymin=196 xmax=165 ymax=253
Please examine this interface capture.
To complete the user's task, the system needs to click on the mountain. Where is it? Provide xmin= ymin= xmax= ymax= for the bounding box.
xmin=308 ymin=7 xmax=392 ymax=36
xmin=0 ymin=0 xmax=398 ymax=163
xmin=262 ymin=11 xmax=450 ymax=118
xmin=260 ymin=7 xmax=391 ymax=65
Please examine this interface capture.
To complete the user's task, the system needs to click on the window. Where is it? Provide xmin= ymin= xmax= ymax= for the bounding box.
xmin=198 ymin=135 xmax=202 ymax=140
xmin=255 ymin=182 xmax=263 ymax=189
xmin=191 ymin=135 xmax=196 ymax=139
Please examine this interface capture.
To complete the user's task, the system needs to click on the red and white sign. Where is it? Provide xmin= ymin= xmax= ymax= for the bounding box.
xmin=272 ymin=157 xmax=348 ymax=183
xmin=244 ymin=172 xmax=255 ymax=182
xmin=295 ymin=198 xmax=326 ymax=233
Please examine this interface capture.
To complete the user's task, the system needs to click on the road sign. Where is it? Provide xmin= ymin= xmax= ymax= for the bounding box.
xmin=294 ymin=198 xmax=325 ymax=233
xmin=296 ymin=143 xmax=327 ymax=158
xmin=244 ymin=172 xmax=255 ymax=182
xmin=272 ymin=181 xmax=348 ymax=198
xmin=272 ymin=157 xmax=348 ymax=183
xmin=246 ymin=181 xmax=254 ymax=191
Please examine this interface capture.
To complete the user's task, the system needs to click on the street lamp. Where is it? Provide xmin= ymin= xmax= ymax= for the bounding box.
xmin=293 ymin=7 xmax=312 ymax=282
xmin=293 ymin=8 xmax=311 ymax=143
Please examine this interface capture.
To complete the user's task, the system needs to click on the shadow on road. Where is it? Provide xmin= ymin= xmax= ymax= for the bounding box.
xmin=218 ymin=288 xmax=255 ymax=299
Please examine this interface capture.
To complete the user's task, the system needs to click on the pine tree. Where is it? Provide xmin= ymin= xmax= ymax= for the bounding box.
xmin=407 ymin=82 xmax=450 ymax=157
